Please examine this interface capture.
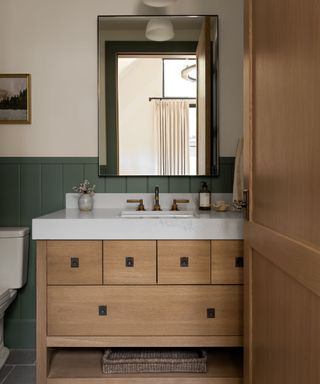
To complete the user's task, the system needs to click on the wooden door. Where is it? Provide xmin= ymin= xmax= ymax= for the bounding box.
xmin=244 ymin=0 xmax=320 ymax=383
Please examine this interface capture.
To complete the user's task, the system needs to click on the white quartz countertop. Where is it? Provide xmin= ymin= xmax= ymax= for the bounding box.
xmin=32 ymin=208 xmax=244 ymax=240
xmin=32 ymin=193 xmax=244 ymax=240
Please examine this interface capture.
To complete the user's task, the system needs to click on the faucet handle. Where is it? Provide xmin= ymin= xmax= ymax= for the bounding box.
xmin=171 ymin=199 xmax=190 ymax=211
xmin=127 ymin=199 xmax=145 ymax=211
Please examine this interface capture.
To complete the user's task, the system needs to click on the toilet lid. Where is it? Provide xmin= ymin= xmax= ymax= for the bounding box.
xmin=0 ymin=227 xmax=29 ymax=238
xmin=0 ymin=288 xmax=10 ymax=307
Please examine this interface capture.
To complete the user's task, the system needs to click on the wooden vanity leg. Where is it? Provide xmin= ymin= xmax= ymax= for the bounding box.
xmin=36 ymin=241 xmax=47 ymax=384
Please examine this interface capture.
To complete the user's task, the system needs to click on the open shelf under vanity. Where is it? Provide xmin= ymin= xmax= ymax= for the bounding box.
xmin=47 ymin=347 xmax=243 ymax=384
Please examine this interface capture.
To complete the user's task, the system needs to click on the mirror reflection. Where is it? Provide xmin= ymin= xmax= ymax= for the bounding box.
xmin=98 ymin=15 xmax=218 ymax=176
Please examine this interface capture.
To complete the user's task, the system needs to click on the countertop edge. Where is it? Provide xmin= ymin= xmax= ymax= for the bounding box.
xmin=32 ymin=208 xmax=244 ymax=240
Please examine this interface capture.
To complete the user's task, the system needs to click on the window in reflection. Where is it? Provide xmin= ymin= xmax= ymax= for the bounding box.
xmin=118 ymin=55 xmax=197 ymax=175
xmin=163 ymin=58 xmax=197 ymax=98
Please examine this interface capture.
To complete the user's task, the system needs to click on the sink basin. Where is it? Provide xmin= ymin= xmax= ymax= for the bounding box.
xmin=120 ymin=210 xmax=195 ymax=218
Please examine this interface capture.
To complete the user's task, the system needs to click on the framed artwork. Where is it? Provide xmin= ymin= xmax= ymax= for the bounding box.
xmin=0 ymin=74 xmax=31 ymax=124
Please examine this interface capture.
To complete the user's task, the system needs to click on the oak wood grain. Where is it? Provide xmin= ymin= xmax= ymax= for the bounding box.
xmin=244 ymin=0 xmax=320 ymax=382
xmin=36 ymin=241 xmax=48 ymax=384
xmin=211 ymin=241 xmax=243 ymax=284
xmin=103 ymin=240 xmax=156 ymax=284
xmin=252 ymin=252 xmax=320 ymax=384
xmin=46 ymin=335 xmax=243 ymax=348
xmin=158 ymin=240 xmax=211 ymax=284
xmin=47 ymin=285 xmax=243 ymax=337
xmin=47 ymin=240 xmax=102 ymax=285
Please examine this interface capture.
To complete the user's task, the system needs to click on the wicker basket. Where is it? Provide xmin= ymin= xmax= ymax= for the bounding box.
xmin=102 ymin=348 xmax=207 ymax=374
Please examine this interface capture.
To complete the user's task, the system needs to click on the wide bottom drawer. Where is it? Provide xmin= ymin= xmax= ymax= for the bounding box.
xmin=47 ymin=286 xmax=243 ymax=337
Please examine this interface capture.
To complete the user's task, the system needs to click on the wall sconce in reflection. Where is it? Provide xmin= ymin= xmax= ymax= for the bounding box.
xmin=181 ymin=64 xmax=197 ymax=82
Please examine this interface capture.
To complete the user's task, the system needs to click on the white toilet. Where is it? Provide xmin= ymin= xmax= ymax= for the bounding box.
xmin=0 ymin=227 xmax=29 ymax=370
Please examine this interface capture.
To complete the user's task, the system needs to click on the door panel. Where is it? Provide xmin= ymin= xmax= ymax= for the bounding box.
xmin=251 ymin=0 xmax=320 ymax=246
xmin=244 ymin=0 xmax=320 ymax=382
xmin=252 ymin=252 xmax=320 ymax=384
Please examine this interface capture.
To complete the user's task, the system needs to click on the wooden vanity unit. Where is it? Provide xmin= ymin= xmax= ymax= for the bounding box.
xmin=36 ymin=239 xmax=244 ymax=383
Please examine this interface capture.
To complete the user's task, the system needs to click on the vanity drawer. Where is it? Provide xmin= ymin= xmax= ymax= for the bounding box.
xmin=158 ymin=240 xmax=211 ymax=284
xmin=103 ymin=240 xmax=156 ymax=284
xmin=211 ymin=240 xmax=244 ymax=284
xmin=47 ymin=241 xmax=102 ymax=285
xmin=47 ymin=285 xmax=243 ymax=336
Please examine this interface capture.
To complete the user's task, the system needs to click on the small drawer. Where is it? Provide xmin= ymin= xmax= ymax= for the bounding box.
xmin=47 ymin=240 xmax=102 ymax=285
xmin=103 ymin=240 xmax=156 ymax=284
xmin=211 ymin=240 xmax=244 ymax=284
xmin=47 ymin=285 xmax=243 ymax=336
xmin=158 ymin=240 xmax=211 ymax=284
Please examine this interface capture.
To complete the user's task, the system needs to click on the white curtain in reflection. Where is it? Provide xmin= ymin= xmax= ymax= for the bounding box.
xmin=153 ymin=99 xmax=190 ymax=175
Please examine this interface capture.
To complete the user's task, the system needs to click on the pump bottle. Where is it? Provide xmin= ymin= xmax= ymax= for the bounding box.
xmin=199 ymin=182 xmax=211 ymax=210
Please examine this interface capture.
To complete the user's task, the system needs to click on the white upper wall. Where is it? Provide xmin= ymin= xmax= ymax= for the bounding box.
xmin=0 ymin=0 xmax=243 ymax=157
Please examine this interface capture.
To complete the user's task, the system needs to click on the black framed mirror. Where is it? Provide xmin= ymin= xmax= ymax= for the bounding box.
xmin=98 ymin=15 xmax=218 ymax=176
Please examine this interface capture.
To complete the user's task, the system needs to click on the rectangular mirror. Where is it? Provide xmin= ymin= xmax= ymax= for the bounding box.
xmin=98 ymin=15 xmax=218 ymax=176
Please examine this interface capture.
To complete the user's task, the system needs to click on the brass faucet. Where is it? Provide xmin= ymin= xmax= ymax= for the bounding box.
xmin=126 ymin=199 xmax=145 ymax=211
xmin=153 ymin=186 xmax=161 ymax=211
xmin=171 ymin=199 xmax=190 ymax=211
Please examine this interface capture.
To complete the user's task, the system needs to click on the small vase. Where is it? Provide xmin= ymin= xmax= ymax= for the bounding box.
xmin=78 ymin=194 xmax=94 ymax=211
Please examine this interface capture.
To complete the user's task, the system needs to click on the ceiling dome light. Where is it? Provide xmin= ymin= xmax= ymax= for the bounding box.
xmin=143 ymin=0 xmax=177 ymax=7
xmin=145 ymin=18 xmax=175 ymax=41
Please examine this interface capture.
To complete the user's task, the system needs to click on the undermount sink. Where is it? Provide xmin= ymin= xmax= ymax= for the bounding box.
xmin=120 ymin=210 xmax=195 ymax=218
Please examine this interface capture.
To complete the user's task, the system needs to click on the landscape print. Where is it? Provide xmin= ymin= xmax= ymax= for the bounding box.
xmin=0 ymin=74 xmax=31 ymax=123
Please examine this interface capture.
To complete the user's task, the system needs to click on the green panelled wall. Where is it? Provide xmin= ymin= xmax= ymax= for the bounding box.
xmin=0 ymin=156 xmax=234 ymax=348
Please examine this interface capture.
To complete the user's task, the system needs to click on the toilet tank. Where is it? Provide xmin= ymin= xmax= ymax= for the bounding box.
xmin=0 ymin=227 xmax=29 ymax=288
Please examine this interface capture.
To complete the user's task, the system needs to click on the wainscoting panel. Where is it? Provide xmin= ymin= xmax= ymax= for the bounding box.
xmin=0 ymin=156 xmax=234 ymax=348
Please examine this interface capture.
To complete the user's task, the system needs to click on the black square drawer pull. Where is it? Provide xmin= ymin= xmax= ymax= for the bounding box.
xmin=180 ymin=256 xmax=189 ymax=267
xmin=235 ymin=256 xmax=244 ymax=268
xmin=98 ymin=305 xmax=107 ymax=316
xmin=125 ymin=256 xmax=134 ymax=267
xmin=207 ymin=308 xmax=216 ymax=318
xmin=70 ymin=257 xmax=79 ymax=268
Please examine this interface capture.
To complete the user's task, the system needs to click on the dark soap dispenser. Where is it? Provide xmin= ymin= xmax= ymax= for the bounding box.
xmin=199 ymin=181 xmax=211 ymax=210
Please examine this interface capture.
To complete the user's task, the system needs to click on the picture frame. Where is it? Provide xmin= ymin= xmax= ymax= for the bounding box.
xmin=0 ymin=74 xmax=31 ymax=124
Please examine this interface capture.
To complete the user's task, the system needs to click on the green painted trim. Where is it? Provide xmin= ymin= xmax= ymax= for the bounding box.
xmin=4 ymin=319 xmax=35 ymax=349
xmin=219 ymin=157 xmax=235 ymax=165
xmin=0 ymin=157 xmax=234 ymax=195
